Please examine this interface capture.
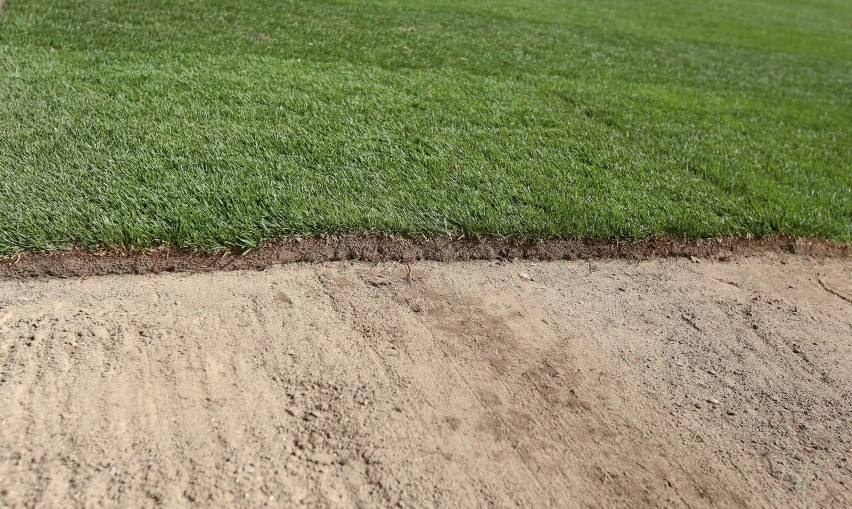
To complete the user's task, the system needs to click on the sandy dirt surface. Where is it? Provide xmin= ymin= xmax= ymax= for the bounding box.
xmin=0 ymin=256 xmax=850 ymax=508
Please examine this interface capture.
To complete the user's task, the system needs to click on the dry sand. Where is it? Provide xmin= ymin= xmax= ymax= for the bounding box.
xmin=0 ymin=256 xmax=850 ymax=507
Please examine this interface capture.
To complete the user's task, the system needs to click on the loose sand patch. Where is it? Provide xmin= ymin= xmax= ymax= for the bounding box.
xmin=1 ymin=256 xmax=850 ymax=507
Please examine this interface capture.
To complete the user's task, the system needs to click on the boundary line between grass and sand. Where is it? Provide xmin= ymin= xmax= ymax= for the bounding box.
xmin=0 ymin=234 xmax=848 ymax=279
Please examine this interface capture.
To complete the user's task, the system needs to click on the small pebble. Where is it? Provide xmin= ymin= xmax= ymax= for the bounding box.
xmin=310 ymin=452 xmax=333 ymax=465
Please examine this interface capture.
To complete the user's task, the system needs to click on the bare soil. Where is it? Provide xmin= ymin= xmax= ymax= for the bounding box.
xmin=1 ymin=256 xmax=850 ymax=507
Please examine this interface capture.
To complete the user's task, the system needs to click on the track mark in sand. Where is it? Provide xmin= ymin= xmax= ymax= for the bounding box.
xmin=680 ymin=312 xmax=702 ymax=332
xmin=709 ymin=276 xmax=745 ymax=290
xmin=818 ymin=275 xmax=852 ymax=305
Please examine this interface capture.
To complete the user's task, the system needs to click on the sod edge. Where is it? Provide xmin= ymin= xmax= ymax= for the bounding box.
xmin=0 ymin=234 xmax=849 ymax=279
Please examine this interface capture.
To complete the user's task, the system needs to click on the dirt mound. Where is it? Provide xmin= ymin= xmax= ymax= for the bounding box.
xmin=1 ymin=257 xmax=850 ymax=507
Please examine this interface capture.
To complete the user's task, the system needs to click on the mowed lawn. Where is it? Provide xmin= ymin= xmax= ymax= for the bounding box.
xmin=0 ymin=0 xmax=850 ymax=253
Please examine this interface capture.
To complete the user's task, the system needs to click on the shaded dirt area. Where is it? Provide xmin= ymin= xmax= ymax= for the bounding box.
xmin=0 ymin=256 xmax=850 ymax=507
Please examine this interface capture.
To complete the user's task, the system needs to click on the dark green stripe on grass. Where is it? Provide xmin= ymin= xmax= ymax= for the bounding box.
xmin=1 ymin=0 xmax=850 ymax=253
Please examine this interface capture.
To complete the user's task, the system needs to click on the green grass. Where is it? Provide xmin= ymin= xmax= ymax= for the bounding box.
xmin=1 ymin=0 xmax=850 ymax=253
